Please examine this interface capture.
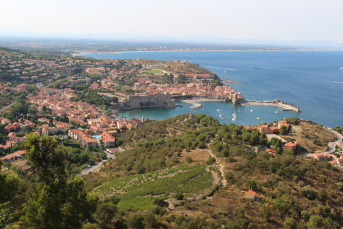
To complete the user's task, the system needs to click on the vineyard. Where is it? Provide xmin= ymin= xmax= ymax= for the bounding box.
xmin=95 ymin=165 xmax=214 ymax=211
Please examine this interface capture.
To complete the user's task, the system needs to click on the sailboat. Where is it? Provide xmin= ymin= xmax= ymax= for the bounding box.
xmin=232 ymin=108 xmax=236 ymax=121
xmin=219 ymin=110 xmax=222 ymax=118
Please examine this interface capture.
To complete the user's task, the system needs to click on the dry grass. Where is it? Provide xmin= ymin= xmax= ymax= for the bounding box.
xmin=289 ymin=121 xmax=336 ymax=153
xmin=180 ymin=149 xmax=210 ymax=163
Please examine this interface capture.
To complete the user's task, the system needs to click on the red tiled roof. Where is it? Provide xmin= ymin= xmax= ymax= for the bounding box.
xmin=247 ymin=190 xmax=257 ymax=197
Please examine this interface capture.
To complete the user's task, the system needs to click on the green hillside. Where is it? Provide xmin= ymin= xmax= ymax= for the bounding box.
xmin=82 ymin=114 xmax=343 ymax=228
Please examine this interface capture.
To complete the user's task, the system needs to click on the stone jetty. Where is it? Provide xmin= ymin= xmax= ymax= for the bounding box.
xmin=241 ymin=99 xmax=300 ymax=113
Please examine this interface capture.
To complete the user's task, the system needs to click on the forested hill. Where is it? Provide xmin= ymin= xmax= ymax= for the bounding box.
xmin=1 ymin=114 xmax=343 ymax=228
xmin=82 ymin=114 xmax=343 ymax=229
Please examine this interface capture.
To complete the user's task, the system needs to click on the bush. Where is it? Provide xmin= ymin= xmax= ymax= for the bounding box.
xmin=185 ymin=156 xmax=193 ymax=163
xmin=174 ymin=193 xmax=184 ymax=200
xmin=207 ymin=156 xmax=216 ymax=165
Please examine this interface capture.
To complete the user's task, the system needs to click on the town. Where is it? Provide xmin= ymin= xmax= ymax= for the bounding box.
xmin=0 ymin=48 xmax=342 ymax=170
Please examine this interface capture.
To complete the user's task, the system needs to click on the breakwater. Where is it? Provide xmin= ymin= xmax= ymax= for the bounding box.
xmin=241 ymin=99 xmax=300 ymax=113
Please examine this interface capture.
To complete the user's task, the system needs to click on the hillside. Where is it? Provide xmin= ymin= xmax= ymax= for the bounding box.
xmin=288 ymin=120 xmax=336 ymax=153
xmin=0 ymin=47 xmax=27 ymax=57
xmin=82 ymin=114 xmax=343 ymax=228
xmin=131 ymin=59 xmax=215 ymax=76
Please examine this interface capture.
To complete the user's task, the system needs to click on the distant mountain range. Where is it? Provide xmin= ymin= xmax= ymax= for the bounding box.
xmin=1 ymin=29 xmax=343 ymax=48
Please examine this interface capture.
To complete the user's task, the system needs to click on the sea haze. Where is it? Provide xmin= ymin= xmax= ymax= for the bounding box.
xmin=83 ymin=51 xmax=343 ymax=128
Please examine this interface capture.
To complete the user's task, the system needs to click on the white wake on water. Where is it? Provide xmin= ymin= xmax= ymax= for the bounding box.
xmin=204 ymin=65 xmax=238 ymax=71
xmin=260 ymin=67 xmax=307 ymax=74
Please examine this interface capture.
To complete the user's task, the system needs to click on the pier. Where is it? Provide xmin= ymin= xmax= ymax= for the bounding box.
xmin=241 ymin=99 xmax=300 ymax=113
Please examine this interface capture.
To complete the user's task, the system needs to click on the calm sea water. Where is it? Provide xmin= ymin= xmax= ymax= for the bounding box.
xmin=83 ymin=51 xmax=343 ymax=128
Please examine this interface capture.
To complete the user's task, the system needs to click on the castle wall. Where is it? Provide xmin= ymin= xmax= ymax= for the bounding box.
xmin=115 ymin=93 xmax=176 ymax=110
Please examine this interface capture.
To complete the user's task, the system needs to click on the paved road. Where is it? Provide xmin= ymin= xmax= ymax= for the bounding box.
xmin=0 ymin=103 xmax=15 ymax=113
xmin=322 ymin=129 xmax=343 ymax=154
xmin=299 ymin=129 xmax=343 ymax=157
xmin=80 ymin=150 xmax=115 ymax=175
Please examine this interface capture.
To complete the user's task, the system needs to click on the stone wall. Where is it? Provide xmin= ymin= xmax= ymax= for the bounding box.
xmin=114 ymin=93 xmax=176 ymax=110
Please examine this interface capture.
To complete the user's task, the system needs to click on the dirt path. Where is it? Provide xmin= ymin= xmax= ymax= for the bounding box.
xmin=207 ymin=148 xmax=227 ymax=187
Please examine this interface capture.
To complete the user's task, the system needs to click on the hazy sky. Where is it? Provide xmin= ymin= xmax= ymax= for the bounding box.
xmin=1 ymin=0 xmax=342 ymax=42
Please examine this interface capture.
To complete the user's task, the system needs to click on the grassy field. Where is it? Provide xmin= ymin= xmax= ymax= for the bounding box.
xmin=141 ymin=68 xmax=164 ymax=75
xmin=95 ymin=164 xmax=214 ymax=211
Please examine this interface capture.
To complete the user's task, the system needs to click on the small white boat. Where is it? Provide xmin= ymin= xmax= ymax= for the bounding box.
xmin=250 ymin=109 xmax=253 ymax=112
xmin=256 ymin=117 xmax=260 ymax=120
xmin=217 ymin=109 xmax=220 ymax=111
xmin=275 ymin=110 xmax=279 ymax=113
xmin=232 ymin=118 xmax=236 ymax=121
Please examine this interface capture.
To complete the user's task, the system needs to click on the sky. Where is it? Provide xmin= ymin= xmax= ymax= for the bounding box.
xmin=1 ymin=0 xmax=343 ymax=43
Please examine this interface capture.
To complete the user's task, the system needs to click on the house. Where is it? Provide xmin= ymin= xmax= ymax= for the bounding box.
xmin=266 ymin=149 xmax=277 ymax=156
xmin=68 ymin=129 xmax=98 ymax=149
xmin=278 ymin=120 xmax=290 ymax=129
xmin=14 ymin=150 xmax=26 ymax=159
xmin=246 ymin=190 xmax=260 ymax=202
xmin=38 ymin=118 xmax=50 ymax=123
xmin=5 ymin=122 xmax=21 ymax=133
xmin=83 ymin=138 xmax=97 ymax=149
xmin=1 ymin=150 xmax=26 ymax=162
xmin=336 ymin=158 xmax=343 ymax=166
xmin=101 ymin=132 xmax=116 ymax=148
xmin=328 ymin=160 xmax=339 ymax=166
xmin=1 ymin=118 xmax=11 ymax=125
xmin=130 ymin=118 xmax=143 ymax=128
xmin=282 ymin=141 xmax=298 ymax=152
xmin=312 ymin=153 xmax=333 ymax=161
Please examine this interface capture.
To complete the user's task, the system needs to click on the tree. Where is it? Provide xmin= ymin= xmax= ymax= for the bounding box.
xmin=0 ymin=160 xmax=20 ymax=205
xmin=250 ymin=133 xmax=260 ymax=145
xmin=260 ymin=205 xmax=272 ymax=222
xmin=306 ymin=215 xmax=324 ymax=229
xmin=280 ymin=125 xmax=288 ymax=135
xmin=283 ymin=217 xmax=297 ymax=229
xmin=207 ymin=156 xmax=216 ymax=165
xmin=20 ymin=134 xmax=98 ymax=229
xmin=94 ymin=202 xmax=118 ymax=228
xmin=286 ymin=150 xmax=294 ymax=155
xmin=127 ymin=214 xmax=144 ymax=229
xmin=246 ymin=179 xmax=257 ymax=190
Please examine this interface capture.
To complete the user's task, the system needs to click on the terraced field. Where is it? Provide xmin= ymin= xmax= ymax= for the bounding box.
xmin=95 ymin=164 xmax=214 ymax=211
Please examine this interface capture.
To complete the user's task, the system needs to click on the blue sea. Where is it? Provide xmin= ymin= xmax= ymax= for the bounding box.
xmin=82 ymin=51 xmax=343 ymax=128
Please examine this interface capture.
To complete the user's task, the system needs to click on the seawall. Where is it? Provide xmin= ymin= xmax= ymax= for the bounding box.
xmin=241 ymin=99 xmax=300 ymax=113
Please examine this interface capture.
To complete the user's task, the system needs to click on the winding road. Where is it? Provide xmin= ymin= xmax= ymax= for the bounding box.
xmin=322 ymin=129 xmax=343 ymax=154
xmin=80 ymin=150 xmax=115 ymax=175
xmin=300 ymin=128 xmax=343 ymax=157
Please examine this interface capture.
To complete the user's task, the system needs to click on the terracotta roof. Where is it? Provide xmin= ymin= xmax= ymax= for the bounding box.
xmin=247 ymin=190 xmax=257 ymax=197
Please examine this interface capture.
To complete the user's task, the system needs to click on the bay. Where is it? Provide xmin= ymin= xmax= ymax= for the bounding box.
xmin=82 ymin=51 xmax=343 ymax=128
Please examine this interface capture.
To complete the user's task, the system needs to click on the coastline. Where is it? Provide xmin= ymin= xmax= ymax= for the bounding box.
xmin=72 ymin=49 xmax=333 ymax=57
